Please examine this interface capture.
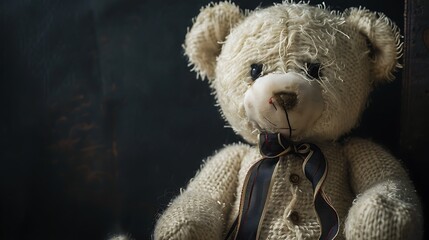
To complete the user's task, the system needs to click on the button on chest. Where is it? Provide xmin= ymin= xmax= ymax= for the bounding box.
xmin=289 ymin=173 xmax=300 ymax=184
xmin=280 ymin=154 xmax=306 ymax=187
xmin=288 ymin=211 xmax=300 ymax=224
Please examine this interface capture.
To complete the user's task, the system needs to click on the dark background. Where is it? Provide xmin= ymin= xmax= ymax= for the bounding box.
xmin=1 ymin=0 xmax=426 ymax=239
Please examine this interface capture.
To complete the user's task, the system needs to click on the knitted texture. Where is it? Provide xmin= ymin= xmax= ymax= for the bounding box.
xmin=154 ymin=140 xmax=422 ymax=239
xmin=154 ymin=1 xmax=422 ymax=239
xmin=343 ymin=138 xmax=423 ymax=240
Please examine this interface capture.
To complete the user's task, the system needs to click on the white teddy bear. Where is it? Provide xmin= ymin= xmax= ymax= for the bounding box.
xmin=154 ymin=1 xmax=423 ymax=239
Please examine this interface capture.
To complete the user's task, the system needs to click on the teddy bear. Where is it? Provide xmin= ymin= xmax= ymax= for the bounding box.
xmin=154 ymin=1 xmax=423 ymax=239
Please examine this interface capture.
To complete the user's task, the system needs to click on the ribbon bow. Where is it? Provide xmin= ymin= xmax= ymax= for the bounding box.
xmin=225 ymin=132 xmax=339 ymax=240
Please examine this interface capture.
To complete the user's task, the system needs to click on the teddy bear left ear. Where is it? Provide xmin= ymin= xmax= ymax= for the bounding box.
xmin=184 ymin=2 xmax=244 ymax=81
xmin=345 ymin=8 xmax=403 ymax=82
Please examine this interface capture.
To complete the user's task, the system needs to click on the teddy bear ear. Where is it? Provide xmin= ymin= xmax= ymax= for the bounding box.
xmin=345 ymin=8 xmax=403 ymax=82
xmin=184 ymin=1 xmax=244 ymax=81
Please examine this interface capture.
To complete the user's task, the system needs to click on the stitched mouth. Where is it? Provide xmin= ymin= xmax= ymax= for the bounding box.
xmin=261 ymin=108 xmax=295 ymax=138
xmin=283 ymin=106 xmax=294 ymax=138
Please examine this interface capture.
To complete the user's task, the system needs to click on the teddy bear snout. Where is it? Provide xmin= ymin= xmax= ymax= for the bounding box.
xmin=273 ymin=92 xmax=297 ymax=110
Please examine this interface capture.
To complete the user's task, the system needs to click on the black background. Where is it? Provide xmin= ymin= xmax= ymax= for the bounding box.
xmin=1 ymin=0 xmax=426 ymax=239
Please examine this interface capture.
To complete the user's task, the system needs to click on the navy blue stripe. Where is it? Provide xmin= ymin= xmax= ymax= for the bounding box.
xmin=303 ymin=144 xmax=339 ymax=240
xmin=235 ymin=158 xmax=279 ymax=240
xmin=315 ymin=193 xmax=339 ymax=240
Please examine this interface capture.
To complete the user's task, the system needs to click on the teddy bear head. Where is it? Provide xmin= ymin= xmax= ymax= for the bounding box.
xmin=184 ymin=1 xmax=401 ymax=144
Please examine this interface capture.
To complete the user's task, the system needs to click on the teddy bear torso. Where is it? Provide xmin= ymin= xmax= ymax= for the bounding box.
xmin=228 ymin=143 xmax=354 ymax=240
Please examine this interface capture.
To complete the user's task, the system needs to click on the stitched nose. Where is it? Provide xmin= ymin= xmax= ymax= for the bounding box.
xmin=273 ymin=92 xmax=297 ymax=110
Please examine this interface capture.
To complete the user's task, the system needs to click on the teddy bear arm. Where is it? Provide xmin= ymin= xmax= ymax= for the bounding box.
xmin=154 ymin=144 xmax=250 ymax=240
xmin=343 ymin=138 xmax=423 ymax=240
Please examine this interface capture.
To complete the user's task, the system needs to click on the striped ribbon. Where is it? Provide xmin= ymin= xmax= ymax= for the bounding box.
xmin=225 ymin=132 xmax=339 ymax=240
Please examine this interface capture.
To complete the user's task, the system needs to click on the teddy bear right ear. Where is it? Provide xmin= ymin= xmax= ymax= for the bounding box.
xmin=345 ymin=8 xmax=403 ymax=82
xmin=184 ymin=2 xmax=244 ymax=81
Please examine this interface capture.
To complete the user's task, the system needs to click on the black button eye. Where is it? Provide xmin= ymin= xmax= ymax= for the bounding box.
xmin=307 ymin=63 xmax=322 ymax=80
xmin=250 ymin=64 xmax=263 ymax=80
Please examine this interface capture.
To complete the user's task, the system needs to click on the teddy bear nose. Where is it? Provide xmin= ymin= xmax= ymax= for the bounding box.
xmin=273 ymin=92 xmax=297 ymax=110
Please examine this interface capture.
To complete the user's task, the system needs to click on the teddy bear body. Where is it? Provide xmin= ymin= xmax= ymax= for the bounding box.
xmin=154 ymin=2 xmax=423 ymax=239
xmin=155 ymin=140 xmax=415 ymax=239
xmin=203 ymin=143 xmax=354 ymax=239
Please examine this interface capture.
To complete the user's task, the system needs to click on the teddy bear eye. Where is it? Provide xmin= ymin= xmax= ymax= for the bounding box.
xmin=250 ymin=64 xmax=263 ymax=80
xmin=307 ymin=63 xmax=322 ymax=80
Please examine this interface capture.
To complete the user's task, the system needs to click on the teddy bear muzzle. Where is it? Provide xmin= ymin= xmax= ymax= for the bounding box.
xmin=243 ymin=72 xmax=324 ymax=139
